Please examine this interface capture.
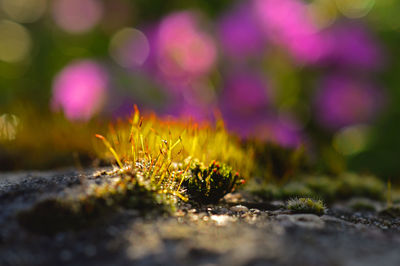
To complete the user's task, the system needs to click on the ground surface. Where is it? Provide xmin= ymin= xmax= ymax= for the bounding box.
xmin=1 ymin=169 xmax=400 ymax=266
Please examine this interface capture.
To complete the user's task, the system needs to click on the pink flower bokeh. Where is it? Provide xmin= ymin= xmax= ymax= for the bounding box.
xmin=314 ymin=74 xmax=384 ymax=130
xmin=252 ymin=0 xmax=328 ymax=64
xmin=156 ymin=12 xmax=217 ymax=79
xmin=51 ymin=60 xmax=109 ymax=121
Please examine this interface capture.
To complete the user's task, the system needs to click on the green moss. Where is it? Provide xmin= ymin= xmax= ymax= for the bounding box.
xmin=348 ymin=198 xmax=378 ymax=212
xmin=336 ymin=173 xmax=385 ymax=201
xmin=17 ymin=174 xmax=170 ymax=235
xmin=247 ymin=183 xmax=281 ymax=201
xmin=303 ymin=176 xmax=339 ymax=203
xmin=182 ymin=160 xmax=244 ymax=205
xmin=247 ymin=173 xmax=385 ymax=204
xmin=281 ymin=182 xmax=315 ymax=199
xmin=287 ymin=198 xmax=326 ymax=216
xmin=379 ymin=205 xmax=400 ymax=218
xmin=248 ymin=142 xmax=310 ymax=181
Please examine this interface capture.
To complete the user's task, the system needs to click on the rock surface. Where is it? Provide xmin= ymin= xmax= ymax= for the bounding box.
xmin=1 ymin=169 xmax=400 ymax=266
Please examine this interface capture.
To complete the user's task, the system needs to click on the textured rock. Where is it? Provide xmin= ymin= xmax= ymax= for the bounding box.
xmin=1 ymin=169 xmax=400 ymax=266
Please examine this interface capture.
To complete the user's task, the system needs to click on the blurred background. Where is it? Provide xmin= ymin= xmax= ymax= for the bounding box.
xmin=0 ymin=0 xmax=399 ymax=179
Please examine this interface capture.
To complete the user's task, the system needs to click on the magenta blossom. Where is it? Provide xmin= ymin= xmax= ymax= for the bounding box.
xmin=254 ymin=116 xmax=305 ymax=148
xmin=220 ymin=70 xmax=272 ymax=137
xmin=323 ymin=23 xmax=383 ymax=70
xmin=165 ymin=95 xmax=217 ymax=122
xmin=252 ymin=0 xmax=328 ymax=64
xmin=156 ymin=11 xmax=217 ymax=79
xmin=223 ymin=110 xmax=304 ymax=148
xmin=220 ymin=70 xmax=270 ymax=115
xmin=218 ymin=4 xmax=265 ymax=59
xmin=51 ymin=60 xmax=109 ymax=121
xmin=222 ymin=111 xmax=266 ymax=139
xmin=314 ymin=74 xmax=384 ymax=130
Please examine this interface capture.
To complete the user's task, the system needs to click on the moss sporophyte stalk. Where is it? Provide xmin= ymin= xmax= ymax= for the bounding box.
xmin=17 ymin=105 xmax=252 ymax=234
xmin=94 ymin=105 xmax=249 ymax=206
xmin=16 ymin=106 xmax=390 ymax=235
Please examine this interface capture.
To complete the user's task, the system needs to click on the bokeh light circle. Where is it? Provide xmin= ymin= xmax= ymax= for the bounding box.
xmin=52 ymin=0 xmax=103 ymax=34
xmin=0 ymin=114 xmax=20 ymax=141
xmin=307 ymin=0 xmax=338 ymax=29
xmin=333 ymin=124 xmax=370 ymax=155
xmin=0 ymin=20 xmax=32 ymax=63
xmin=335 ymin=0 xmax=375 ymax=18
xmin=1 ymin=0 xmax=47 ymax=23
xmin=109 ymin=28 xmax=150 ymax=68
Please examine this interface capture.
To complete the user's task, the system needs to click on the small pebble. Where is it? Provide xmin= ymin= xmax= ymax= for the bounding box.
xmin=174 ymin=210 xmax=186 ymax=217
xmin=230 ymin=205 xmax=249 ymax=213
xmin=188 ymin=209 xmax=197 ymax=214
xmin=84 ymin=245 xmax=97 ymax=257
xmin=107 ymin=226 xmax=119 ymax=236
xmin=249 ymin=208 xmax=261 ymax=215
xmin=198 ymin=212 xmax=208 ymax=219
xmin=60 ymin=250 xmax=72 ymax=261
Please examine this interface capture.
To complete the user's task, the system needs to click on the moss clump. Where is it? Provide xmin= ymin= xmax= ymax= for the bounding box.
xmin=336 ymin=173 xmax=385 ymax=201
xmin=18 ymin=198 xmax=91 ymax=235
xmin=287 ymin=198 xmax=326 ymax=216
xmin=247 ymin=183 xmax=281 ymax=201
xmin=17 ymin=174 xmax=169 ymax=235
xmin=248 ymin=173 xmax=385 ymax=204
xmin=281 ymin=182 xmax=315 ymax=200
xmin=303 ymin=176 xmax=339 ymax=203
xmin=379 ymin=205 xmax=400 ymax=218
xmin=249 ymin=142 xmax=310 ymax=181
xmin=182 ymin=161 xmax=244 ymax=205
xmin=348 ymin=198 xmax=378 ymax=212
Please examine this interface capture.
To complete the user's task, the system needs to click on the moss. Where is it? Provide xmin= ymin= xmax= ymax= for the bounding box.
xmin=281 ymin=182 xmax=315 ymax=200
xmin=182 ymin=161 xmax=244 ymax=205
xmin=303 ymin=176 xmax=339 ymax=203
xmin=348 ymin=198 xmax=378 ymax=212
xmin=247 ymin=173 xmax=385 ymax=204
xmin=247 ymin=183 xmax=281 ymax=201
xmin=17 ymin=174 xmax=169 ymax=235
xmin=249 ymin=142 xmax=310 ymax=181
xmin=379 ymin=205 xmax=400 ymax=218
xmin=336 ymin=173 xmax=385 ymax=201
xmin=18 ymin=198 xmax=92 ymax=235
xmin=287 ymin=198 xmax=326 ymax=216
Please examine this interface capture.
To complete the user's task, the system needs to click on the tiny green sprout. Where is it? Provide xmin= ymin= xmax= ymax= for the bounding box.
xmin=182 ymin=160 xmax=244 ymax=205
xmin=287 ymin=197 xmax=326 ymax=216
xmin=387 ymin=179 xmax=393 ymax=208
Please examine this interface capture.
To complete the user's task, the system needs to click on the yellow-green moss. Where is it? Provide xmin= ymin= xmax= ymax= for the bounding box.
xmin=287 ymin=198 xmax=326 ymax=216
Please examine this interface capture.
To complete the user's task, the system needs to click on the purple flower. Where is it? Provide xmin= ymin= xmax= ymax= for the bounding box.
xmin=314 ymin=74 xmax=384 ymax=130
xmin=221 ymin=70 xmax=270 ymax=114
xmin=252 ymin=0 xmax=328 ymax=64
xmin=323 ymin=23 xmax=383 ymax=70
xmin=224 ymin=114 xmax=265 ymax=139
xmin=164 ymin=78 xmax=218 ymax=122
xmin=156 ymin=11 xmax=217 ymax=79
xmin=51 ymin=60 xmax=109 ymax=121
xmin=223 ymin=110 xmax=305 ymax=148
xmin=254 ymin=116 xmax=305 ymax=148
xmin=218 ymin=4 xmax=265 ymax=59
xmin=220 ymin=70 xmax=271 ymax=137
